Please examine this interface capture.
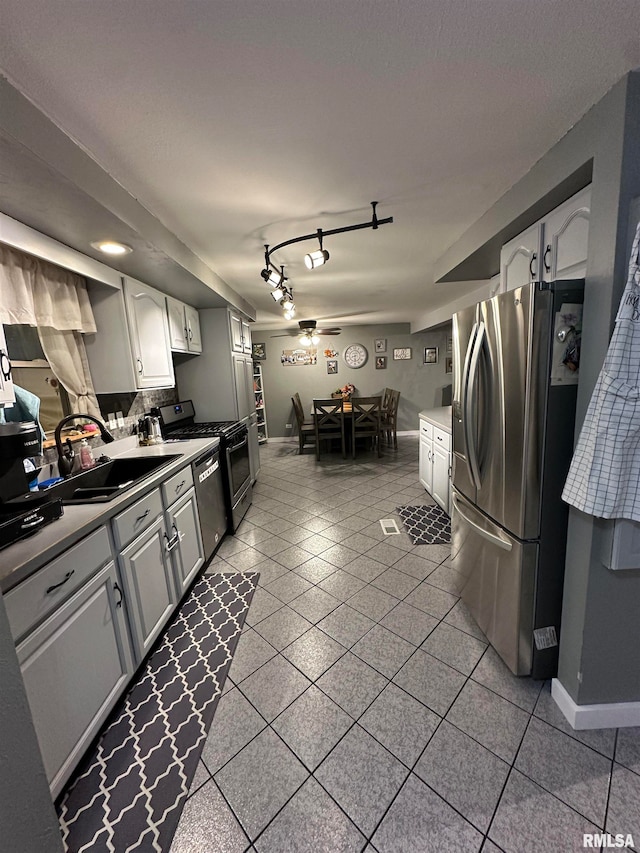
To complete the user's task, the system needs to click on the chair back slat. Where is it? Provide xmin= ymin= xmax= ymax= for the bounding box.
xmin=313 ymin=398 xmax=345 ymax=459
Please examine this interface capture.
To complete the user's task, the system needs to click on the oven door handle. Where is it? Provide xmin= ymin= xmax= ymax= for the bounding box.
xmin=229 ymin=436 xmax=248 ymax=451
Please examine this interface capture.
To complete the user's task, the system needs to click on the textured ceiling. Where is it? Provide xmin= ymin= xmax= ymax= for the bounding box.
xmin=1 ymin=0 xmax=639 ymax=330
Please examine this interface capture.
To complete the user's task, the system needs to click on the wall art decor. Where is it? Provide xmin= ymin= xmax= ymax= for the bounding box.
xmin=252 ymin=342 xmax=266 ymax=360
xmin=375 ymin=356 xmax=387 ymax=370
xmin=323 ymin=347 xmax=338 ymax=358
xmin=375 ymin=338 xmax=386 ymax=353
xmin=327 ymin=359 xmax=338 ymax=374
xmin=393 ymin=347 xmax=412 ymax=360
xmin=445 ymin=356 xmax=453 ymax=374
xmin=423 ymin=346 xmax=438 ymax=364
xmin=281 ymin=348 xmax=317 ymax=366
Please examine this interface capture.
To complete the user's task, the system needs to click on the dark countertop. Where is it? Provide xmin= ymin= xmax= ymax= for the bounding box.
xmin=0 ymin=436 xmax=219 ymax=592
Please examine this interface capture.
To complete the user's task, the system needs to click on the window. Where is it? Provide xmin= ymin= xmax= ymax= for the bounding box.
xmin=4 ymin=325 xmax=71 ymax=432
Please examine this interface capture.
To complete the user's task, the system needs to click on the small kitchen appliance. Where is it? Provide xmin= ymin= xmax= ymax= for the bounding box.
xmin=0 ymin=421 xmax=63 ymax=550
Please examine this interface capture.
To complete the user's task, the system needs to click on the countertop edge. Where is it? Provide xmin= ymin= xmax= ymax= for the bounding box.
xmin=0 ymin=437 xmax=219 ymax=593
xmin=419 ymin=406 xmax=452 ymax=433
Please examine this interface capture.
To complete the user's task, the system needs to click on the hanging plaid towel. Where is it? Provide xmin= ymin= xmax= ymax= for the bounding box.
xmin=562 ymin=221 xmax=640 ymax=521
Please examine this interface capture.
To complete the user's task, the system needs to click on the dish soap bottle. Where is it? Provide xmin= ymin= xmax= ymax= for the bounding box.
xmin=79 ymin=438 xmax=96 ymax=470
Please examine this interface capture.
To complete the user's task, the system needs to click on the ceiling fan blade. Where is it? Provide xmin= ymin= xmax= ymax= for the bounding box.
xmin=316 ymin=329 xmax=342 ymax=335
xmin=270 ymin=331 xmax=299 ymax=337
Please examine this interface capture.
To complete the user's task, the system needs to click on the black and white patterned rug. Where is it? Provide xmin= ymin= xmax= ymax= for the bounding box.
xmin=396 ymin=504 xmax=451 ymax=545
xmin=57 ymin=571 xmax=258 ymax=853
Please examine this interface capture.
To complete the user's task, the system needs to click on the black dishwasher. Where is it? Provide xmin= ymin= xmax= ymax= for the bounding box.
xmin=193 ymin=445 xmax=227 ymax=561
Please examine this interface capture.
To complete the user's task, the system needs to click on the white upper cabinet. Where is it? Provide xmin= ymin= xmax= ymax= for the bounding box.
xmin=184 ymin=304 xmax=202 ymax=352
xmin=500 ymin=223 xmax=542 ymax=292
xmin=166 ymin=297 xmax=202 ymax=354
xmin=85 ymin=277 xmax=174 ymax=393
xmin=229 ymin=311 xmax=252 ymax=353
xmin=0 ymin=323 xmax=16 ymax=406
xmin=124 ymin=278 xmax=175 ymax=389
xmin=500 ymin=187 xmax=591 ymax=292
xmin=541 ymin=186 xmax=591 ymax=281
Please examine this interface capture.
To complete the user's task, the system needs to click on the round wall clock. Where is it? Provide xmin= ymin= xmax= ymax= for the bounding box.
xmin=344 ymin=343 xmax=368 ymax=368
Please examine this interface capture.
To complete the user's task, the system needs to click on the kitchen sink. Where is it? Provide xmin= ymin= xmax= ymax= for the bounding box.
xmin=41 ymin=455 xmax=183 ymax=503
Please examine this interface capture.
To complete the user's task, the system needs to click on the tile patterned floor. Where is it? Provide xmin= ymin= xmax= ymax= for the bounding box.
xmin=170 ymin=438 xmax=640 ymax=853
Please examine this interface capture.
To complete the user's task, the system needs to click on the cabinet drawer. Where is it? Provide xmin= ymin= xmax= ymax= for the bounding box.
xmin=162 ymin=465 xmax=194 ymax=508
xmin=4 ymin=526 xmax=112 ymax=642
xmin=112 ymin=488 xmax=163 ymax=550
xmin=419 ymin=419 xmax=433 ymax=440
xmin=433 ymin=426 xmax=451 ymax=451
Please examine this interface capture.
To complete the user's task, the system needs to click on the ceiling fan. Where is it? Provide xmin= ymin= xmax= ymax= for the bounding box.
xmin=271 ymin=319 xmax=342 ymax=345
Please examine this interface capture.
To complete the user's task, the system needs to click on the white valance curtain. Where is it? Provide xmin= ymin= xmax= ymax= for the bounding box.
xmin=0 ymin=244 xmax=101 ymax=420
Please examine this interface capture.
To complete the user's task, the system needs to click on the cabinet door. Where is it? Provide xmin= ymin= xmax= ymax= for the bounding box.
xmin=17 ymin=561 xmax=133 ymax=798
xmin=229 ymin=313 xmax=244 ymax=352
xmin=500 ymin=223 xmax=542 ymax=292
xmin=541 ymin=187 xmax=591 ymax=281
xmin=166 ymin=296 xmax=188 ymax=352
xmin=432 ymin=444 xmax=451 ymax=514
xmin=118 ymin=516 xmax=177 ymax=662
xmin=419 ymin=436 xmax=433 ymax=493
xmin=241 ymin=319 xmax=252 ymax=353
xmin=248 ymin=418 xmax=261 ymax=482
xmin=124 ymin=278 xmax=175 ymax=389
xmin=233 ymin=355 xmax=254 ymax=421
xmin=185 ymin=304 xmax=203 ymax=353
xmin=166 ymin=488 xmax=205 ymax=597
xmin=0 ymin=323 xmax=16 ymax=405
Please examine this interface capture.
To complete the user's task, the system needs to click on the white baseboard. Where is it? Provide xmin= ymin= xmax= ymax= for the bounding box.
xmin=552 ymin=678 xmax=640 ymax=729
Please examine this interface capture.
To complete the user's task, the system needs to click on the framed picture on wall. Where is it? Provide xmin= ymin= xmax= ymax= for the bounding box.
xmin=375 ymin=338 xmax=386 ymax=353
xmin=375 ymin=356 xmax=387 ymax=369
xmin=252 ymin=342 xmax=266 ymax=360
xmin=445 ymin=356 xmax=453 ymax=374
xmin=446 ymin=336 xmax=453 ymax=355
xmin=393 ymin=347 xmax=412 ymax=360
xmin=423 ymin=347 xmax=438 ymax=364
xmin=327 ymin=359 xmax=338 ymax=374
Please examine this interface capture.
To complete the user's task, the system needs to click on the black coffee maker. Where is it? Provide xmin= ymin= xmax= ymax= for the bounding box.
xmin=0 ymin=421 xmax=63 ymax=549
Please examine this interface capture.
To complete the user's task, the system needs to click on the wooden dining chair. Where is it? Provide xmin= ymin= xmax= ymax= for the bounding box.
xmin=313 ymin=398 xmax=346 ymax=460
xmin=382 ymin=389 xmax=400 ymax=448
xmin=351 ymin=396 xmax=382 ymax=458
xmin=291 ymin=393 xmax=315 ymax=454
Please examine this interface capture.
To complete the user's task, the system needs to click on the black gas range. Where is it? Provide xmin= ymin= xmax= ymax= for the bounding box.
xmin=155 ymin=401 xmax=251 ymax=533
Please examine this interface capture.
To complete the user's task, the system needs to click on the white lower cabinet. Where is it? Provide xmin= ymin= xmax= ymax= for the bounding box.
xmin=419 ymin=417 xmax=451 ymax=514
xmin=166 ymin=487 xmax=204 ymax=597
xmin=16 ymin=561 xmax=133 ymax=798
xmin=118 ymin=515 xmax=177 ymax=662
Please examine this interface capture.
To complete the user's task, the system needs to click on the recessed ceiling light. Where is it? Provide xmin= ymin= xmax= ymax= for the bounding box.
xmin=90 ymin=240 xmax=133 ymax=256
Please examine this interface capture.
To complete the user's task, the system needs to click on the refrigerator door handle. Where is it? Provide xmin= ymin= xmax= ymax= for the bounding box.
xmin=452 ymin=492 xmax=513 ymax=552
xmin=461 ymin=321 xmax=479 ymax=473
xmin=465 ymin=320 xmax=485 ymax=490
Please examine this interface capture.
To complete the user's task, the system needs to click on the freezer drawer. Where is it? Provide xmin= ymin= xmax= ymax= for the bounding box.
xmin=450 ymin=489 xmax=537 ymax=676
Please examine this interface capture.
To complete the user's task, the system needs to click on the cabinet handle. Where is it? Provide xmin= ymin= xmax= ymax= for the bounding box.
xmin=135 ymin=508 xmax=151 ymax=525
xmin=164 ymin=524 xmax=180 ymax=552
xmin=113 ymin=581 xmax=123 ymax=608
xmin=137 ymin=357 xmax=144 ymax=375
xmin=188 ymin=328 xmax=193 ymax=341
xmin=46 ymin=570 xmax=75 ymax=594
xmin=175 ymin=479 xmax=186 ymax=494
xmin=184 ymin=326 xmax=189 ymax=340
xmin=543 ymin=244 xmax=551 ymax=273
xmin=529 ymin=252 xmax=537 ymax=279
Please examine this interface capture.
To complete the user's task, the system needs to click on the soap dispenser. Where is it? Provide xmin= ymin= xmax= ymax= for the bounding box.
xmin=79 ymin=438 xmax=96 ymax=470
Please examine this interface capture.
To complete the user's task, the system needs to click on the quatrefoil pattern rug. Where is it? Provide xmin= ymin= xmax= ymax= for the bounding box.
xmin=57 ymin=571 xmax=258 ymax=853
xmin=396 ymin=504 xmax=451 ymax=545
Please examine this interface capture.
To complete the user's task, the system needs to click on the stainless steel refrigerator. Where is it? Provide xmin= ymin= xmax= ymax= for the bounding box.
xmin=451 ymin=279 xmax=584 ymax=678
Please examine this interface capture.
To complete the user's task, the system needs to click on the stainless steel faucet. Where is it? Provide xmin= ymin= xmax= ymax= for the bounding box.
xmin=54 ymin=414 xmax=115 ymax=477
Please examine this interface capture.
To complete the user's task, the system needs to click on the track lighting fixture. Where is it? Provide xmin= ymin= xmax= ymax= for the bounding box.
xmin=270 ymin=287 xmax=284 ymax=301
xmin=261 ymin=202 xmax=392 ymax=292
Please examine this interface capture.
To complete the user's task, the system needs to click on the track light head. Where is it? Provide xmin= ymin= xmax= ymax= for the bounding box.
xmin=262 ymin=267 xmax=284 ymax=288
xmin=304 ymin=248 xmax=330 ymax=270
xmin=270 ymin=286 xmax=285 ymax=301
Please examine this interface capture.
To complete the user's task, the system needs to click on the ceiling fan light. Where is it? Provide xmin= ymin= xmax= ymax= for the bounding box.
xmin=311 ymin=334 xmax=320 ymax=345
xmin=299 ymin=333 xmax=311 ymax=346
xmin=270 ymin=286 xmax=284 ymax=301
xmin=304 ymin=248 xmax=330 ymax=270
